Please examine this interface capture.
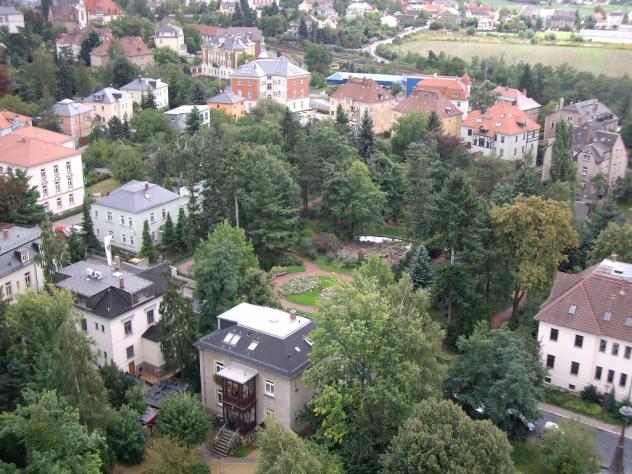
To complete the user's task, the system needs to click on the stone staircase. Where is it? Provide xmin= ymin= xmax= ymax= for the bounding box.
xmin=211 ymin=425 xmax=240 ymax=457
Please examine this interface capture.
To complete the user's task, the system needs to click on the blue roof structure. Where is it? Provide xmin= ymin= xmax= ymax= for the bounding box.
xmin=326 ymin=71 xmax=406 ymax=88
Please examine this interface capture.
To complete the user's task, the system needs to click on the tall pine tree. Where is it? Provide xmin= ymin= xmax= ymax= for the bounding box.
xmin=408 ymin=244 xmax=434 ymax=289
xmin=550 ymin=119 xmax=576 ymax=184
xmin=140 ymin=220 xmax=156 ymax=262
xmin=405 ymin=144 xmax=433 ymax=241
xmin=81 ymin=197 xmax=100 ymax=250
xmin=175 ymin=207 xmax=187 ymax=251
xmin=356 ymin=109 xmax=376 ymax=161
xmin=162 ymin=213 xmax=177 ymax=250
xmin=185 ymin=107 xmax=203 ymax=135
xmin=426 ymin=111 xmax=444 ymax=134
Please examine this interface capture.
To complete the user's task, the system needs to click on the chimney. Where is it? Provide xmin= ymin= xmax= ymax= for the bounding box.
xmin=114 ymin=255 xmax=121 ymax=271
xmin=119 ymin=276 xmax=125 ymax=289
xmin=610 ymin=253 xmax=618 ymax=262
xmin=522 ymin=88 xmax=528 ymax=96
xmin=481 ymin=105 xmax=487 ymax=114
xmin=2 ymin=228 xmax=8 ymax=239
xmin=144 ymin=181 xmax=149 ymax=190
xmin=289 ymin=309 xmax=297 ymax=321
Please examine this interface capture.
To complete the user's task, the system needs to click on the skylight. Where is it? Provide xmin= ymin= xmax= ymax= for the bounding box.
xmin=248 ymin=341 xmax=259 ymax=351
xmin=568 ymin=305 xmax=577 ymax=315
xmin=604 ymin=312 xmax=612 ymax=321
xmin=223 ymin=333 xmax=233 ymax=343
xmin=223 ymin=332 xmax=241 ymax=346
xmin=294 ymin=346 xmax=301 ymax=353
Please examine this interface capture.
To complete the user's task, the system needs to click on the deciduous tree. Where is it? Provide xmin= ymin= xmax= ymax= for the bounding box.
xmin=539 ymin=420 xmax=600 ymax=474
xmin=156 ymin=392 xmax=210 ymax=447
xmin=391 ymin=112 xmax=428 ymax=157
xmin=106 ymin=405 xmax=149 ymax=465
xmin=588 ymin=222 xmax=632 ymax=264
xmin=550 ymin=120 xmax=576 ymax=184
xmin=36 ymin=215 xmax=69 ymax=284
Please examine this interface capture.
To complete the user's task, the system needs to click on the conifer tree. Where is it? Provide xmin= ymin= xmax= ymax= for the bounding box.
xmin=162 ymin=213 xmax=177 ymax=250
xmin=334 ymin=103 xmax=351 ymax=135
xmin=68 ymin=232 xmax=86 ymax=263
xmin=356 ymin=109 xmax=376 ymax=161
xmin=185 ymin=107 xmax=202 ymax=134
xmin=2 ymin=169 xmax=47 ymax=226
xmin=81 ymin=197 xmax=100 ymax=250
xmin=175 ymin=207 xmax=187 ymax=250
xmin=426 ymin=111 xmax=444 ymax=134
xmin=405 ymin=144 xmax=433 ymax=240
xmin=550 ymin=120 xmax=576 ymax=183
xmin=408 ymin=244 xmax=434 ymax=289
xmin=140 ymin=220 xmax=155 ymax=262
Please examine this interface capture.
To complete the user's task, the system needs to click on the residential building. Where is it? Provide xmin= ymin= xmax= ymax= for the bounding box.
xmin=230 ymin=56 xmax=311 ymax=112
xmin=547 ymin=9 xmax=576 ymax=30
xmin=207 ymin=90 xmax=246 ymax=118
xmin=0 ymin=225 xmax=43 ymax=300
xmin=535 ymin=257 xmax=632 ymax=401
xmin=197 ymin=303 xmax=315 ymax=436
xmin=246 ymin=0 xmax=275 ymax=9
xmin=0 ymin=109 xmax=31 ymax=137
xmin=380 ymin=14 xmax=398 ymax=27
xmin=466 ymin=2 xmax=492 ymax=17
xmin=83 ymin=86 xmax=133 ymax=125
xmin=346 ymin=1 xmax=373 ymax=17
xmin=84 ymin=0 xmax=123 ymax=24
xmin=53 ymin=99 xmax=95 ymax=145
xmin=90 ymin=36 xmax=153 ymax=69
xmin=91 ymin=180 xmax=186 ymax=253
xmin=330 ymin=77 xmax=396 ymax=134
xmin=155 ymin=21 xmax=186 ymax=56
xmin=608 ymin=10 xmax=624 ymax=29
xmin=219 ymin=0 xmax=238 ymax=12
xmin=477 ymin=16 xmax=495 ymax=30
xmin=55 ymin=259 xmax=174 ymax=380
xmin=164 ymin=105 xmax=210 ymax=133
xmin=305 ymin=13 xmax=338 ymax=29
xmin=0 ymin=6 xmax=24 ymax=33
xmin=436 ymin=7 xmax=461 ymax=26
xmin=494 ymin=86 xmax=541 ymax=122
xmin=544 ymin=98 xmax=619 ymax=141
xmin=193 ymin=34 xmax=256 ymax=79
xmin=55 ymin=27 xmax=112 ymax=60
xmin=412 ymin=74 xmax=471 ymax=117
xmin=48 ymin=1 xmax=87 ymax=33
xmin=121 ymin=77 xmax=169 ymax=110
xmin=0 ymin=126 xmax=84 ymax=214
xmin=392 ymin=88 xmax=462 ymax=137
xmin=460 ymin=102 xmax=540 ymax=162
xmin=194 ymin=25 xmax=263 ymax=57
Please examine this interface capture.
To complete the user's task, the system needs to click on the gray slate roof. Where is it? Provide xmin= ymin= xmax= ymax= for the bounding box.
xmin=231 ymin=57 xmax=309 ymax=79
xmin=84 ymin=87 xmax=127 ymax=104
xmin=142 ymin=324 xmax=161 ymax=343
xmin=208 ymin=90 xmax=245 ymax=104
xmin=0 ymin=225 xmax=40 ymax=279
xmin=95 ymin=180 xmax=181 ymax=214
xmin=0 ymin=6 xmax=21 ymax=15
xmin=156 ymin=22 xmax=183 ymax=36
xmin=574 ymin=124 xmax=620 ymax=163
xmin=206 ymin=34 xmax=249 ymax=51
xmin=121 ymin=77 xmax=167 ymax=92
xmin=196 ymin=310 xmax=315 ymax=379
xmin=53 ymin=99 xmax=94 ymax=117
xmin=565 ymin=99 xmax=618 ymax=125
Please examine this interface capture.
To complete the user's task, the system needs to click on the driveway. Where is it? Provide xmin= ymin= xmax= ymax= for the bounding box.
xmin=52 ymin=211 xmax=83 ymax=228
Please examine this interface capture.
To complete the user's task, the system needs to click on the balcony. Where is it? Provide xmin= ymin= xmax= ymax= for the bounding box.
xmin=217 ymin=363 xmax=257 ymax=411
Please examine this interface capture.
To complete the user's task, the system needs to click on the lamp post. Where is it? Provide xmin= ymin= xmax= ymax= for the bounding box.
xmin=609 ymin=405 xmax=632 ymax=474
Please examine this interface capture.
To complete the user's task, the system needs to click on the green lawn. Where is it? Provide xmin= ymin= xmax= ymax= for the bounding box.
xmin=379 ymin=224 xmax=409 ymax=239
xmin=285 ymin=276 xmax=336 ymax=306
xmin=232 ymin=444 xmax=257 ymax=458
xmin=511 ymin=441 xmax=548 ymax=474
xmin=87 ymin=178 xmax=121 ymax=196
xmin=482 ymin=0 xmax=625 ymax=16
xmin=285 ymin=264 xmax=307 ymax=273
xmin=313 ymin=257 xmax=357 ymax=276
xmin=397 ymin=34 xmax=632 ymax=76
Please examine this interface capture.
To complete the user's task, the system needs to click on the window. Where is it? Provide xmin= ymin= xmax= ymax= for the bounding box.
xmin=130 ymin=235 xmax=134 ymax=245
xmin=550 ymin=328 xmax=559 ymax=341
xmin=20 ymin=250 xmax=29 ymax=263
xmin=66 ymin=161 xmax=71 ymax=172
xmin=546 ymin=354 xmax=555 ymax=369
xmin=608 ymin=370 xmax=615 ymax=383
xmin=122 ymin=234 xmax=127 ymax=244
xmin=40 ymin=168 xmax=46 ymax=178
xmin=146 ymin=309 xmax=154 ymax=325
xmin=582 ymin=166 xmax=588 ymax=176
xmin=68 ymin=193 xmax=74 ymax=205
xmin=150 ymin=213 xmax=155 ymax=223
xmin=81 ymin=318 xmax=87 ymax=331
xmin=55 ymin=182 xmax=61 ymax=193
xmin=625 ymin=346 xmax=631 ymax=359
xmin=124 ymin=320 xmax=133 ymax=336
xmin=101 ymin=324 xmax=104 ymax=332
xmin=600 ymin=339 xmax=607 ymax=352
xmin=151 ymin=231 xmax=156 ymax=241
xmin=570 ymin=361 xmax=579 ymax=376
xmin=604 ymin=311 xmax=613 ymax=321
xmin=467 ymin=128 xmax=472 ymax=136
xmin=215 ymin=361 xmax=224 ymax=374
xmin=568 ymin=304 xmax=577 ymax=315
xmin=42 ymin=184 xmax=48 ymax=196
xmin=568 ymin=384 xmax=576 ymax=390
xmin=574 ymin=335 xmax=583 ymax=348
xmin=120 ymin=215 xmax=125 ymax=225
xmin=626 ymin=318 xmax=632 ymax=327
xmin=544 ymin=376 xmax=551 ymax=383
xmin=126 ymin=345 xmax=134 ymax=359
xmin=107 ymin=212 xmax=113 ymax=222
xmin=104 ymin=351 xmax=107 ymax=359
xmin=67 ymin=177 xmax=73 ymax=189
xmin=53 ymin=165 xmax=59 ymax=175
xmin=216 ymin=388 xmax=223 ymax=406
xmin=4 ymin=282 xmax=11 ymax=296
xmin=56 ymin=198 xmax=62 ymax=209
xmin=94 ymin=210 xmax=99 ymax=219
xmin=264 ymin=408 xmax=275 ymax=417
xmin=128 ymin=217 xmax=133 ymax=227
xmin=162 ymin=209 xmax=167 ymax=220
xmin=613 ymin=343 xmax=620 ymax=356
xmin=621 ymin=373 xmax=628 ymax=387
xmin=265 ymin=380 xmax=275 ymax=397
xmin=595 ymin=366 xmax=603 ymax=380
xmin=24 ymin=272 xmax=31 ymax=287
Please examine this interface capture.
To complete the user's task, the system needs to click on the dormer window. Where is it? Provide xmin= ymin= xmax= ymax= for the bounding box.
xmin=604 ymin=311 xmax=612 ymax=321
xmin=20 ymin=250 xmax=29 ymax=263
xmin=568 ymin=305 xmax=577 ymax=315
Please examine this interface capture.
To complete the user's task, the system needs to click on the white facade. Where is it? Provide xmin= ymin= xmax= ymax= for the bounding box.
xmin=0 ymin=7 xmax=24 ymax=33
xmin=346 ymin=1 xmax=372 ymax=17
xmin=538 ymin=321 xmax=632 ymax=401
xmin=461 ymin=126 xmax=539 ymax=161
xmin=121 ymin=78 xmax=170 ymax=110
xmin=0 ymin=226 xmax=43 ymax=301
xmin=164 ymin=105 xmax=210 ymax=133
xmin=155 ymin=22 xmax=187 ymax=56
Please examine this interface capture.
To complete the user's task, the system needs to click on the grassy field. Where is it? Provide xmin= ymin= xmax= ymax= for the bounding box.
xmin=483 ymin=0 xmax=626 ymax=16
xmin=397 ymin=35 xmax=632 ymax=76
xmin=511 ymin=441 xmax=548 ymax=474
xmin=285 ymin=276 xmax=336 ymax=306
xmin=313 ymin=257 xmax=358 ymax=275
xmin=87 ymin=178 xmax=121 ymax=196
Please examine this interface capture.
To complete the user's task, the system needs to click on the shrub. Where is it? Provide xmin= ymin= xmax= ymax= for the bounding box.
xmin=269 ymin=266 xmax=287 ymax=277
xmin=580 ymin=385 xmax=602 ymax=404
xmin=282 ymin=276 xmax=321 ymax=295
xmin=157 ymin=392 xmax=210 ymax=447
xmin=466 ymin=26 xmax=476 ymax=35
xmin=312 ymin=233 xmax=341 ymax=254
xmin=318 ymin=287 xmax=336 ymax=302
xmin=299 ymin=237 xmax=317 ymax=260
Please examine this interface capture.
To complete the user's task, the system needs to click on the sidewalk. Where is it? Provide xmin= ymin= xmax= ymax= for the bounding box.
xmin=539 ymin=402 xmax=632 ymax=439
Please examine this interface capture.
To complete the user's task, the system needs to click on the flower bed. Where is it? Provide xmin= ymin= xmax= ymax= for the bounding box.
xmin=318 ymin=287 xmax=336 ymax=302
xmin=282 ymin=275 xmax=321 ymax=296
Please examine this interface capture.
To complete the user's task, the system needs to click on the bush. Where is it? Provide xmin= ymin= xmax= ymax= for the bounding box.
xmin=269 ymin=266 xmax=287 ymax=277
xmin=299 ymin=237 xmax=317 ymax=260
xmin=107 ymin=406 xmax=149 ymax=465
xmin=525 ymin=29 xmax=535 ymax=39
xmin=466 ymin=26 xmax=476 ymax=35
xmin=546 ymin=33 xmax=556 ymax=40
xmin=157 ymin=392 xmax=210 ymax=447
xmin=580 ymin=385 xmax=602 ymax=404
xmin=312 ymin=233 xmax=341 ymax=254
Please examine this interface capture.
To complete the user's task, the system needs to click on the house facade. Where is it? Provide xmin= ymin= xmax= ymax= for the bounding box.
xmin=0 ymin=225 xmax=43 ymax=301
xmin=193 ymin=34 xmax=256 ymax=79
xmin=412 ymin=75 xmax=471 ymax=118
xmin=83 ymin=87 xmax=134 ymax=125
xmin=392 ymin=87 xmax=462 ymax=137
xmin=55 ymin=27 xmax=112 ymax=60
xmin=0 ymin=126 xmax=84 ymax=214
xmin=90 ymin=37 xmax=154 ymax=69
xmin=53 ymin=99 xmax=95 ymax=144
xmin=48 ymin=1 xmax=87 ymax=33
xmin=0 ymin=6 xmax=24 ymax=33
xmin=330 ymin=77 xmax=396 ymax=134
xmin=230 ymin=56 xmax=311 ymax=112
xmin=91 ymin=180 xmax=186 ymax=253
xmin=164 ymin=105 xmax=210 ymax=133
xmin=55 ymin=260 xmax=174 ymax=380
xmin=544 ymin=98 xmax=618 ymax=142
xmin=346 ymin=1 xmax=373 ymax=17
xmin=84 ymin=0 xmax=124 ymax=24
xmin=207 ymin=90 xmax=246 ymax=118
xmin=155 ymin=21 xmax=186 ymax=56
xmin=197 ymin=303 xmax=315 ymax=435
xmin=121 ymin=77 xmax=169 ymax=109
xmin=461 ymin=102 xmax=540 ymax=162
xmin=195 ymin=25 xmax=263 ymax=57
xmin=535 ymin=258 xmax=632 ymax=401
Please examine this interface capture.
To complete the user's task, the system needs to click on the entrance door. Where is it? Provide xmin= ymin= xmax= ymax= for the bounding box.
xmin=223 ymin=405 xmax=240 ymax=432
xmin=128 ymin=361 xmax=136 ymax=376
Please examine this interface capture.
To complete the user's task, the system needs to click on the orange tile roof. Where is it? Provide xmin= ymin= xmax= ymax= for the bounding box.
xmin=84 ymin=0 xmax=123 ymax=16
xmin=0 ymin=110 xmax=31 ymax=130
xmin=462 ymin=102 xmax=540 ymax=136
xmin=91 ymin=36 xmax=152 ymax=58
xmin=12 ymin=126 xmax=73 ymax=146
xmin=393 ymin=88 xmax=460 ymax=118
xmin=0 ymin=134 xmax=78 ymax=167
xmin=331 ymin=77 xmax=394 ymax=104
xmin=414 ymin=76 xmax=469 ymax=101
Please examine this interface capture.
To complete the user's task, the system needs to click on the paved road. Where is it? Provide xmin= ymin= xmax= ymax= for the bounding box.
xmin=361 ymin=26 xmax=427 ymax=62
xmin=52 ymin=211 xmax=83 ymax=228
xmin=538 ymin=410 xmax=632 ymax=472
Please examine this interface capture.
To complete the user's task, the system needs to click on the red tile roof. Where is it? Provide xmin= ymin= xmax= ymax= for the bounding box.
xmin=414 ymin=76 xmax=470 ymax=101
xmin=0 ymin=133 xmax=78 ymax=167
xmin=331 ymin=77 xmax=394 ymax=104
xmin=462 ymin=102 xmax=540 ymax=136
xmin=535 ymin=259 xmax=632 ymax=342
xmin=49 ymin=5 xmax=80 ymax=22
xmin=11 ymin=125 xmax=73 ymax=146
xmin=0 ymin=110 xmax=31 ymax=130
xmin=91 ymin=36 xmax=152 ymax=58
xmin=393 ymin=88 xmax=460 ymax=118
xmin=84 ymin=0 xmax=123 ymax=16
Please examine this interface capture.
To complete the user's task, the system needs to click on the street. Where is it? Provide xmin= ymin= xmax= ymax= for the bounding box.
xmin=361 ymin=26 xmax=427 ymax=62
xmin=538 ymin=410 xmax=632 ymax=472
